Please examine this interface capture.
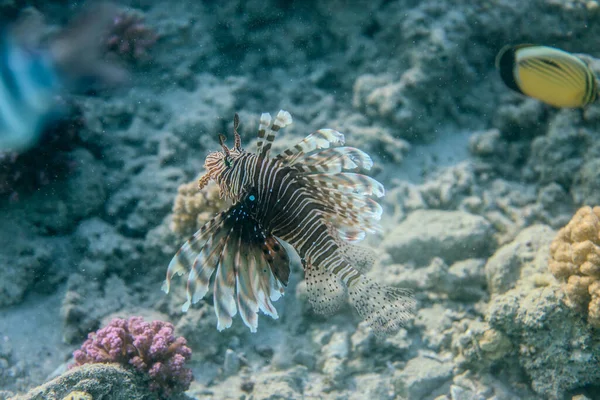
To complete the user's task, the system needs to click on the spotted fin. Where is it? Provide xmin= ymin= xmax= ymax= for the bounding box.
xmin=348 ymin=276 xmax=415 ymax=336
xmin=303 ymin=257 xmax=347 ymax=315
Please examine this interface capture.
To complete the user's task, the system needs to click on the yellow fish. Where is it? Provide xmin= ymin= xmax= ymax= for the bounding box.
xmin=496 ymin=44 xmax=597 ymax=108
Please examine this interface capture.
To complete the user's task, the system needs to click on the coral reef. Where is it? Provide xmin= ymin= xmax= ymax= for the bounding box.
xmin=549 ymin=206 xmax=600 ymax=326
xmin=170 ymin=179 xmax=227 ymax=238
xmin=72 ymin=317 xmax=193 ymax=397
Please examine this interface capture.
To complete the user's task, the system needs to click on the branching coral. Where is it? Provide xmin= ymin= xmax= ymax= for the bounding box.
xmin=170 ymin=178 xmax=229 ymax=238
xmin=549 ymin=206 xmax=600 ymax=326
xmin=72 ymin=316 xmax=193 ymax=397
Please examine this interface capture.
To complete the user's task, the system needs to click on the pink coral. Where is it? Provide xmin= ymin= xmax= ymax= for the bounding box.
xmin=72 ymin=316 xmax=193 ymax=397
xmin=106 ymin=12 xmax=158 ymax=63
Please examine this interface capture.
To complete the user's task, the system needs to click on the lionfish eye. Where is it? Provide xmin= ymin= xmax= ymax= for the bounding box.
xmin=224 ymin=156 xmax=233 ymax=168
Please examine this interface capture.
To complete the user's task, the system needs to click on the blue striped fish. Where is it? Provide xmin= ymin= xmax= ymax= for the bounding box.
xmin=163 ymin=111 xmax=415 ymax=335
xmin=0 ymin=3 xmax=125 ymax=152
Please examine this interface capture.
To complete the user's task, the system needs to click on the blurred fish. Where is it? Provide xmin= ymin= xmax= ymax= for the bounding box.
xmin=0 ymin=3 xmax=126 ymax=152
xmin=496 ymin=44 xmax=597 ymax=108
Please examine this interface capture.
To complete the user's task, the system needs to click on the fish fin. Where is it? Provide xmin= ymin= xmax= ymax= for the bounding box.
xmin=303 ymin=257 xmax=347 ymax=316
xmin=301 ymin=177 xmax=383 ymax=237
xmin=302 ymin=173 xmax=385 ymax=197
xmin=337 ymin=242 xmax=377 ymax=274
xmin=274 ymin=128 xmax=345 ymax=165
xmin=292 ymin=147 xmax=373 ymax=174
xmin=235 ymin=238 xmax=260 ymax=332
xmin=348 ymin=275 xmax=415 ymax=336
xmin=256 ymin=110 xmax=292 ymax=159
xmin=213 ymin=228 xmax=239 ymax=331
xmin=163 ymin=211 xmax=227 ymax=298
xmin=263 ymin=236 xmax=290 ymax=286
xmin=182 ymin=197 xmax=288 ymax=331
xmin=255 ymin=112 xmax=272 ymax=157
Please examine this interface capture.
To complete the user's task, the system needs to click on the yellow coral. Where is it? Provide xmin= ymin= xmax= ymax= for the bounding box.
xmin=62 ymin=391 xmax=93 ymax=400
xmin=170 ymin=177 xmax=229 ymax=237
xmin=549 ymin=206 xmax=600 ymax=326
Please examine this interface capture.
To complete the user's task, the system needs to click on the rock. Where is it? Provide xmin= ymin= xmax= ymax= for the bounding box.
xmin=383 ymin=210 xmax=494 ymax=266
xmin=394 ymin=356 xmax=454 ymax=400
xmin=223 ymin=349 xmax=241 ymax=377
xmin=11 ymin=363 xmax=179 ymax=400
xmin=487 ymin=285 xmax=600 ymax=399
xmin=484 ymin=224 xmax=554 ymax=296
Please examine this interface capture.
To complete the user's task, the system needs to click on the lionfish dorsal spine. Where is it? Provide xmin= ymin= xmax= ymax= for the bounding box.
xmin=256 ymin=110 xmax=292 ymax=159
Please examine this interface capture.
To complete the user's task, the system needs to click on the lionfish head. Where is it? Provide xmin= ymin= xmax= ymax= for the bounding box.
xmin=199 ymin=113 xmax=244 ymax=191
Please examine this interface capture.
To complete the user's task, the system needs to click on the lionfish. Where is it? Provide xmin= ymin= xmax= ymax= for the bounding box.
xmin=163 ymin=110 xmax=415 ymax=334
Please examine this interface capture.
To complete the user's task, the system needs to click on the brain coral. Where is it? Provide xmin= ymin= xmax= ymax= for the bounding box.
xmin=170 ymin=178 xmax=228 ymax=237
xmin=549 ymin=206 xmax=600 ymax=326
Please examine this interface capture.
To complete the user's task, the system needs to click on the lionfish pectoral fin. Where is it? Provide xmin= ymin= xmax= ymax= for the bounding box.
xmin=163 ymin=211 xmax=227 ymax=307
xmin=209 ymin=200 xmax=287 ymax=331
xmin=302 ymin=258 xmax=347 ymax=316
xmin=347 ymin=275 xmax=416 ymax=337
xmin=214 ymin=230 xmax=239 ymax=331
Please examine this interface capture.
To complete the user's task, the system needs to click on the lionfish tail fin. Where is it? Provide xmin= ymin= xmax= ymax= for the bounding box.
xmin=348 ymin=275 xmax=415 ymax=336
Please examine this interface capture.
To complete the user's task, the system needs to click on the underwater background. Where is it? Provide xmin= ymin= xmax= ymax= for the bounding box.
xmin=1 ymin=0 xmax=600 ymax=399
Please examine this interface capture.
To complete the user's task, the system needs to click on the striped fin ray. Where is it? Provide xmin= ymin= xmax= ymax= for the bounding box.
xmin=162 ymin=212 xmax=227 ymax=297
xmin=304 ymin=179 xmax=384 ymax=221
xmin=256 ymin=110 xmax=293 ymax=159
xmin=275 ymin=129 xmax=345 ymax=165
xmin=250 ymin=242 xmax=282 ymax=320
xmin=166 ymin=197 xmax=290 ymax=331
xmin=214 ymin=231 xmax=239 ymax=331
xmin=293 ymin=147 xmax=373 ymax=174
xmin=185 ymin=226 xmax=231 ymax=310
xmin=326 ymin=223 xmax=377 ymax=273
xmin=255 ymin=112 xmax=272 ymax=157
xmin=318 ymin=192 xmax=383 ymax=225
xmin=211 ymin=198 xmax=289 ymax=331
xmin=235 ymin=245 xmax=259 ymax=331
xmin=302 ymin=173 xmax=385 ymax=197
